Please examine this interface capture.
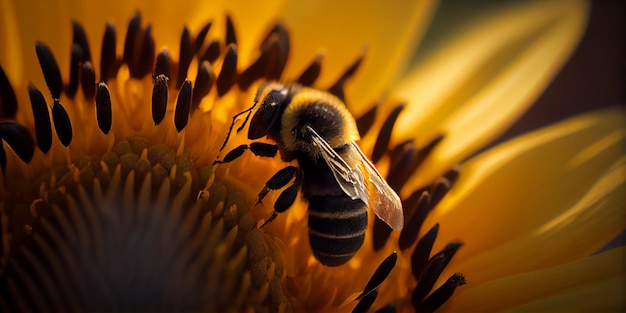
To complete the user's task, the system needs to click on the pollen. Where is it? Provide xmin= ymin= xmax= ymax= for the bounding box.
xmin=1 ymin=11 xmax=465 ymax=313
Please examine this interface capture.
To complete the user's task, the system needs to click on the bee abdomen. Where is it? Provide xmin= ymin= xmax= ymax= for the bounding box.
xmin=307 ymin=195 xmax=368 ymax=266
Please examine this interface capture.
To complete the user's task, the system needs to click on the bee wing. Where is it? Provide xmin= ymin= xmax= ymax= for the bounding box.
xmin=351 ymin=142 xmax=404 ymax=231
xmin=307 ymin=126 xmax=370 ymax=204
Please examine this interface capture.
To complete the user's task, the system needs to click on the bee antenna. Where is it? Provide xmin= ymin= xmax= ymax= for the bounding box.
xmin=259 ymin=211 xmax=278 ymax=228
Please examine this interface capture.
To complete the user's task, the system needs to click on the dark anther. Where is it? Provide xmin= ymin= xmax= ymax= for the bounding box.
xmin=386 ymin=140 xmax=417 ymax=192
xmin=428 ymin=178 xmax=451 ymax=210
xmin=372 ymin=217 xmax=392 ymax=251
xmin=352 ymin=289 xmax=377 ymax=313
xmin=261 ymin=22 xmax=289 ymax=80
xmin=135 ymin=25 xmax=155 ymax=78
xmin=225 ymin=15 xmax=237 ymax=46
xmin=355 ymin=103 xmax=377 ymax=137
xmin=100 ymin=22 xmax=117 ymax=82
xmin=444 ymin=165 xmax=460 ymax=187
xmin=358 ymin=251 xmax=397 ymax=300
xmin=274 ymin=183 xmax=298 ymax=213
xmin=152 ymin=74 xmax=169 ymax=125
xmin=80 ymin=61 xmax=96 ymax=100
xmin=412 ymin=241 xmax=463 ymax=305
xmin=413 ymin=134 xmax=445 ymax=170
xmin=296 ymin=54 xmax=323 ymax=87
xmin=72 ymin=21 xmax=92 ymax=62
xmin=191 ymin=61 xmax=215 ymax=111
xmin=201 ymin=39 xmax=221 ymax=64
xmin=238 ymin=35 xmax=279 ymax=91
xmin=216 ymin=44 xmax=238 ymax=97
xmin=410 ymin=222 xmax=438 ymax=280
xmin=0 ymin=65 xmax=18 ymax=119
xmin=194 ymin=21 xmax=212 ymax=54
xmin=0 ymin=122 xmax=35 ymax=169
xmin=154 ymin=50 xmax=172 ymax=79
xmin=372 ymin=104 xmax=405 ymax=164
xmin=353 ymin=252 xmax=397 ymax=313
xmin=327 ymin=49 xmax=365 ymax=103
xmin=35 ymin=41 xmax=63 ymax=99
xmin=122 ymin=13 xmax=142 ymax=74
xmin=417 ymin=273 xmax=466 ymax=313
xmin=67 ymin=44 xmax=82 ymax=98
xmin=177 ymin=26 xmax=194 ymax=88
xmin=28 ymin=85 xmax=52 ymax=153
xmin=174 ymin=80 xmax=192 ymax=132
xmin=400 ymin=192 xmax=431 ymax=251
xmin=95 ymin=82 xmax=112 ymax=134
xmin=52 ymin=99 xmax=73 ymax=147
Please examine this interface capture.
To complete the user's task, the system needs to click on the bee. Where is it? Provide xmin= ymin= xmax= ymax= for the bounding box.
xmin=216 ymin=83 xmax=403 ymax=266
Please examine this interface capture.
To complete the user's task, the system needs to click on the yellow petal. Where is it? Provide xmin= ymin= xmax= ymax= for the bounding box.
xmin=442 ymin=246 xmax=626 ymax=312
xmin=280 ymin=1 xmax=438 ymax=116
xmin=390 ymin=0 xmax=588 ymax=190
xmin=429 ymin=107 xmax=625 ymax=284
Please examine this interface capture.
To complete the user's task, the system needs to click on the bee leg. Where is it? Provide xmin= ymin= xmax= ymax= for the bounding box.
xmin=260 ymin=167 xmax=302 ymax=228
xmin=256 ymin=166 xmax=297 ymax=204
xmin=219 ymin=104 xmax=257 ymax=151
xmin=213 ymin=142 xmax=278 ymax=165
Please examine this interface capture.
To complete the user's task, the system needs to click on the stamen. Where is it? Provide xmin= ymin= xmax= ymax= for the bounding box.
xmin=174 ymin=79 xmax=192 ymax=132
xmin=201 ymin=39 xmax=221 ymax=64
xmin=154 ymin=50 xmax=172 ymax=79
xmin=0 ymin=65 xmax=18 ymax=119
xmin=177 ymin=26 xmax=194 ymax=88
xmin=444 ymin=165 xmax=461 ymax=187
xmin=66 ymin=44 xmax=81 ymax=98
xmin=327 ymin=49 xmax=365 ymax=102
xmin=354 ymin=252 xmax=398 ymax=313
xmin=399 ymin=192 xmax=431 ymax=250
xmin=0 ymin=121 xmax=35 ymax=169
xmin=418 ymin=273 xmax=466 ymax=313
xmin=35 ymin=41 xmax=63 ymax=99
xmin=95 ymin=82 xmax=112 ymax=134
xmin=355 ymin=103 xmax=377 ymax=137
xmin=51 ymin=99 xmax=72 ymax=147
xmin=372 ymin=104 xmax=405 ymax=163
xmin=410 ymin=222 xmax=438 ymax=279
xmin=296 ymin=54 xmax=323 ymax=87
xmin=216 ymin=45 xmax=238 ymax=97
xmin=122 ymin=13 xmax=142 ymax=76
xmin=225 ymin=15 xmax=237 ymax=46
xmin=100 ymin=22 xmax=117 ymax=82
xmin=151 ymin=74 xmax=169 ymax=125
xmin=72 ymin=21 xmax=92 ymax=62
xmin=414 ymin=134 xmax=445 ymax=170
xmin=372 ymin=217 xmax=392 ymax=251
xmin=428 ymin=177 xmax=451 ymax=209
xmin=194 ymin=21 xmax=213 ymax=54
xmin=80 ymin=61 xmax=96 ymax=100
xmin=261 ymin=23 xmax=289 ymax=80
xmin=191 ymin=61 xmax=215 ymax=111
xmin=238 ymin=35 xmax=279 ymax=91
xmin=28 ymin=85 xmax=52 ymax=153
xmin=386 ymin=140 xmax=417 ymax=191
xmin=412 ymin=241 xmax=462 ymax=305
xmin=135 ymin=25 xmax=155 ymax=78
xmin=357 ymin=251 xmax=397 ymax=300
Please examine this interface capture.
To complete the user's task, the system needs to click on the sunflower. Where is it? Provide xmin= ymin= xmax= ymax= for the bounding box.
xmin=1 ymin=0 xmax=624 ymax=312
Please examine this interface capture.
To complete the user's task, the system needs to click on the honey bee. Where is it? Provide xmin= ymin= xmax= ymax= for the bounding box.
xmin=217 ymin=83 xmax=403 ymax=266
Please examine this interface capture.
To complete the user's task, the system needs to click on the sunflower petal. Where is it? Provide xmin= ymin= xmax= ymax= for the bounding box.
xmin=280 ymin=1 xmax=438 ymax=115
xmin=391 ymin=0 xmax=589 ymax=189
xmin=430 ymin=107 xmax=625 ymax=284
xmin=443 ymin=246 xmax=626 ymax=312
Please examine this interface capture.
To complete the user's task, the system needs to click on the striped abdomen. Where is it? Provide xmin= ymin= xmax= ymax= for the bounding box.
xmin=307 ymin=195 xmax=368 ymax=266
